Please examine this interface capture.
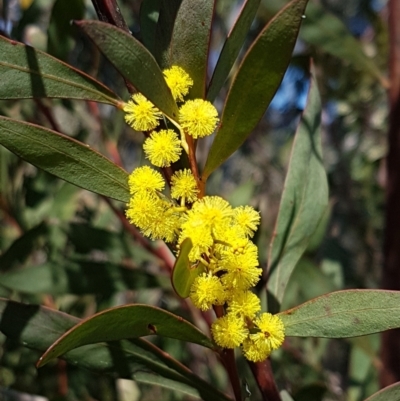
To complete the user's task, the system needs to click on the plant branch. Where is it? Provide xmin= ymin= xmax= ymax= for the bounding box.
xmin=248 ymin=359 xmax=281 ymax=401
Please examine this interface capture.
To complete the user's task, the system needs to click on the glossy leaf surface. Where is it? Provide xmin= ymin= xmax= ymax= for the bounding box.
xmin=0 ymin=36 xmax=120 ymax=105
xmin=38 ymin=304 xmax=214 ymax=366
xmin=279 ymin=290 xmax=400 ymax=337
xmin=0 ymin=299 xmax=229 ymax=401
xmin=207 ymin=0 xmax=260 ymax=102
xmin=172 ymin=238 xmax=206 ymax=298
xmin=267 ymin=73 xmax=328 ymax=307
xmin=0 ymin=117 xmax=129 ymax=202
xmin=203 ymin=0 xmax=308 ymax=179
xmin=170 ymin=0 xmax=215 ymax=98
xmin=75 ymin=20 xmax=179 ymax=121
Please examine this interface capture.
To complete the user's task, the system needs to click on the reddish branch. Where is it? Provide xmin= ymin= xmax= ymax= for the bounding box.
xmin=248 ymin=360 xmax=282 ymax=401
xmin=380 ymin=0 xmax=400 ymax=387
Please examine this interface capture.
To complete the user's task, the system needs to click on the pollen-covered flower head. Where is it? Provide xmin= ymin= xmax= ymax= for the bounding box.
xmin=219 ymin=240 xmax=261 ymax=290
xmin=211 ymin=314 xmax=248 ymax=349
xmin=180 ymin=196 xmax=233 ymax=261
xmin=254 ymin=313 xmax=285 ymax=350
xmin=128 ymin=166 xmax=165 ymax=194
xmin=241 ymin=313 xmax=285 ymax=362
xmin=123 ymin=93 xmax=162 ymax=132
xmin=143 ymin=129 xmax=182 ymax=167
xmin=126 ymin=190 xmax=180 ymax=242
xmin=190 ymin=273 xmax=225 ymax=311
xmin=233 ymin=206 xmax=261 ymax=237
xmin=179 ymin=99 xmax=219 ymax=138
xmin=170 ymin=169 xmax=199 ymax=203
xmin=163 ymin=66 xmax=193 ymax=102
xmin=227 ymin=290 xmax=261 ymax=319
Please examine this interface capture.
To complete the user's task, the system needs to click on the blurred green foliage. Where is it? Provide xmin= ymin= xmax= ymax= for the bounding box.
xmin=0 ymin=0 xmax=389 ymax=400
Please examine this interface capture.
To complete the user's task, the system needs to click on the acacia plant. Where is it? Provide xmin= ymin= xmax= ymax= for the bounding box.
xmin=0 ymin=1 xmax=398 ymax=400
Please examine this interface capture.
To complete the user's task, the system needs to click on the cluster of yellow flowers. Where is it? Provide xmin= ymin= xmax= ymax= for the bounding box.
xmin=123 ymin=66 xmax=284 ymax=362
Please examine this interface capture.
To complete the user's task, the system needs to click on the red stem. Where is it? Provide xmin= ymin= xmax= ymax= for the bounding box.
xmin=248 ymin=360 xmax=281 ymax=401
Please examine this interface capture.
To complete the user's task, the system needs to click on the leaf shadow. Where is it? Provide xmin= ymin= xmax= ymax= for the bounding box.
xmin=25 ymin=45 xmax=47 ymax=97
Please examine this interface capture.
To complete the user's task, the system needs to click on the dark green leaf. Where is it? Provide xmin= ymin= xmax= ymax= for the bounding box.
xmin=0 ymin=299 xmax=230 ymax=401
xmin=0 ymin=260 xmax=168 ymax=295
xmin=0 ymin=222 xmax=48 ymax=272
xmin=203 ymin=0 xmax=308 ymax=179
xmin=267 ymin=73 xmax=328 ymax=308
xmin=154 ymin=0 xmax=182 ymax=68
xmin=0 ymin=36 xmax=120 ymax=105
xmin=0 ymin=117 xmax=130 ymax=202
xmin=279 ymin=290 xmax=400 ymax=337
xmin=75 ymin=20 xmax=179 ymax=121
xmin=140 ymin=0 xmax=161 ymax=55
xmin=170 ymin=0 xmax=215 ymax=98
xmin=172 ymin=238 xmax=206 ymax=298
xmin=38 ymin=304 xmax=215 ymax=366
xmin=364 ymin=382 xmax=400 ymax=401
xmin=207 ymin=0 xmax=261 ymax=102
xmin=47 ymin=0 xmax=85 ymax=61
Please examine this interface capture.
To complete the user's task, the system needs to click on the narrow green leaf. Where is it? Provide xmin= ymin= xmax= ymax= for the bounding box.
xmin=75 ymin=20 xmax=179 ymax=122
xmin=0 ymin=261 xmax=168 ymax=295
xmin=38 ymin=304 xmax=214 ymax=366
xmin=267 ymin=73 xmax=328 ymax=308
xmin=0 ymin=299 xmax=230 ymax=401
xmin=0 ymin=36 xmax=120 ymax=105
xmin=169 ymin=0 xmax=215 ymax=98
xmin=364 ymin=382 xmax=400 ymax=401
xmin=207 ymin=0 xmax=261 ymax=102
xmin=0 ymin=117 xmax=129 ymax=202
xmin=154 ymin=0 xmax=182 ymax=69
xmin=279 ymin=290 xmax=400 ymax=338
xmin=47 ymin=0 xmax=85 ymax=61
xmin=203 ymin=0 xmax=308 ymax=179
xmin=172 ymin=238 xmax=206 ymax=298
xmin=140 ymin=0 xmax=161 ymax=55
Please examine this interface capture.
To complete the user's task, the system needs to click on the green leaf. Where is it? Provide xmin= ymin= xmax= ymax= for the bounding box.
xmin=203 ymin=0 xmax=308 ymax=179
xmin=172 ymin=238 xmax=206 ymax=298
xmin=0 ymin=35 xmax=120 ymax=105
xmin=267 ymin=72 xmax=328 ymax=308
xmin=75 ymin=20 xmax=179 ymax=122
xmin=38 ymin=304 xmax=215 ymax=366
xmin=140 ymin=0 xmax=161 ymax=55
xmin=0 ymin=117 xmax=129 ymax=202
xmin=153 ymin=0 xmax=182 ymax=69
xmin=0 ymin=260 xmax=168 ymax=295
xmin=279 ymin=290 xmax=400 ymax=337
xmin=207 ymin=0 xmax=261 ymax=102
xmin=169 ymin=0 xmax=215 ymax=98
xmin=0 ymin=299 xmax=230 ymax=401
xmin=364 ymin=382 xmax=400 ymax=401
xmin=47 ymin=0 xmax=85 ymax=61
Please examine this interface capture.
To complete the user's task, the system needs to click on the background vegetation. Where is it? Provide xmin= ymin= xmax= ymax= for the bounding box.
xmin=0 ymin=0 xmax=394 ymax=400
